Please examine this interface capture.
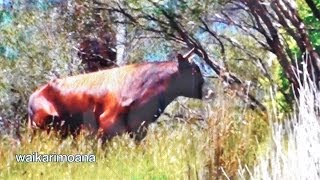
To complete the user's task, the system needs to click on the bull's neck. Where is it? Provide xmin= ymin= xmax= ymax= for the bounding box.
xmin=158 ymin=80 xmax=181 ymax=112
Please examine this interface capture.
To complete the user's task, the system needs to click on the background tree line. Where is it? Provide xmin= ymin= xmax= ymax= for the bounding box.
xmin=1 ymin=0 xmax=320 ymax=178
xmin=0 ymin=0 xmax=319 ymax=142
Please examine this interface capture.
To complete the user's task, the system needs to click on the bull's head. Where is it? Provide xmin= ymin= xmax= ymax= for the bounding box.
xmin=175 ymin=48 xmax=204 ymax=99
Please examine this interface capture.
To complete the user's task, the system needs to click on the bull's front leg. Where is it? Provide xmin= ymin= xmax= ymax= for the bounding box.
xmin=60 ymin=113 xmax=83 ymax=139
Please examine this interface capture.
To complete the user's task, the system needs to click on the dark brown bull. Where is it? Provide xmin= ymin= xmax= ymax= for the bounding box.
xmin=27 ymin=48 xmax=204 ymax=141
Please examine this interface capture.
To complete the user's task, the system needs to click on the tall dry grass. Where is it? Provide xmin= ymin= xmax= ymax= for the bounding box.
xmin=0 ymin=91 xmax=269 ymax=179
xmin=239 ymin=64 xmax=320 ymax=179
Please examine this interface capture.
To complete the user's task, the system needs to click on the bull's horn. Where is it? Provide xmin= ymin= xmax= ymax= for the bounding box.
xmin=182 ymin=47 xmax=195 ymax=59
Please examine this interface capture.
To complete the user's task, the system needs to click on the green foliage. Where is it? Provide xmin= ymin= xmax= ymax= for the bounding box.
xmin=0 ymin=1 xmax=280 ymax=179
xmin=0 ymin=100 xmax=269 ymax=179
xmin=297 ymin=0 xmax=320 ymax=50
xmin=0 ymin=8 xmax=81 ymax=131
xmin=264 ymin=0 xmax=320 ymax=114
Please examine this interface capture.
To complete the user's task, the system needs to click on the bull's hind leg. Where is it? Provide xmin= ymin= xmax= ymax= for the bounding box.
xmin=98 ymin=112 xmax=127 ymax=143
xmin=96 ymin=107 xmax=127 ymax=144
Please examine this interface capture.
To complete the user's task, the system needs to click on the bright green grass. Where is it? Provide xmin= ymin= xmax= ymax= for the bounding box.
xmin=0 ymin=123 xmax=210 ymax=179
xmin=0 ymin=108 xmax=268 ymax=179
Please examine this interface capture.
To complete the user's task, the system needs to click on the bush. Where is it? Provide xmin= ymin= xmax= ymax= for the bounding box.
xmin=240 ymin=63 xmax=320 ymax=179
xmin=0 ymin=8 xmax=82 ymax=136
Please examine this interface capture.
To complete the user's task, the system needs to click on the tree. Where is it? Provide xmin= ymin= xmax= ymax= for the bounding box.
xmin=93 ymin=0 xmax=269 ymax=112
xmin=305 ymin=0 xmax=320 ymax=21
xmin=0 ymin=1 xmax=79 ymax=136
xmin=91 ymin=0 xmax=320 ymax=112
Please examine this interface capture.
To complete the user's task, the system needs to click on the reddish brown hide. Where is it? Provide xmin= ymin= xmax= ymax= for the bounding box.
xmin=28 ymin=49 xmax=204 ymax=141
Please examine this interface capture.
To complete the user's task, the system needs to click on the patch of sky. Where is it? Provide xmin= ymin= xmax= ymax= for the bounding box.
xmin=194 ymin=28 xmax=207 ymax=41
xmin=164 ymin=0 xmax=178 ymax=11
xmin=22 ymin=0 xmax=51 ymax=11
xmin=212 ymin=21 xmax=228 ymax=31
xmin=144 ymin=45 xmax=170 ymax=62
xmin=0 ymin=10 xmax=13 ymax=26
xmin=144 ymin=43 xmax=217 ymax=77
xmin=194 ymin=27 xmax=220 ymax=61
xmin=193 ymin=56 xmax=217 ymax=78
xmin=163 ymin=0 xmax=188 ymax=12
xmin=47 ymin=0 xmax=64 ymax=6
xmin=212 ymin=21 xmax=238 ymax=35
xmin=1 ymin=0 xmax=64 ymax=11
xmin=0 ymin=46 xmax=19 ymax=60
xmin=0 ymin=0 xmax=13 ymax=10
xmin=147 ymin=19 xmax=158 ymax=29
xmin=36 ymin=0 xmax=65 ymax=10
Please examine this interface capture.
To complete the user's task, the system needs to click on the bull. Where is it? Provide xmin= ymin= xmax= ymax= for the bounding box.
xmin=27 ymin=48 xmax=204 ymax=141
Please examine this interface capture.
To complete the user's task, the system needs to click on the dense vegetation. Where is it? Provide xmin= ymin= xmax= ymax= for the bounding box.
xmin=0 ymin=0 xmax=320 ymax=179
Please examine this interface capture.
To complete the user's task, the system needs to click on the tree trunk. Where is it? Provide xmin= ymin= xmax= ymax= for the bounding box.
xmin=244 ymin=0 xmax=299 ymax=90
xmin=115 ymin=0 xmax=127 ymax=66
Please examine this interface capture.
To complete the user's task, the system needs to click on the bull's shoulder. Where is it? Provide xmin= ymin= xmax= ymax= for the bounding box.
xmin=118 ymin=61 xmax=179 ymax=107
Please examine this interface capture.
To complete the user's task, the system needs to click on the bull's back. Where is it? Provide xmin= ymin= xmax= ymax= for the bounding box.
xmin=50 ymin=64 xmax=139 ymax=92
xmin=49 ymin=61 xmax=177 ymax=107
xmin=29 ymin=61 xmax=178 ymax=118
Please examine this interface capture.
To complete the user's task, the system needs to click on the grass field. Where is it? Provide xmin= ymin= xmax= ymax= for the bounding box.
xmin=4 ymin=71 xmax=320 ymax=180
xmin=247 ymin=71 xmax=320 ymax=180
xmin=1 ymin=126 xmax=207 ymax=179
xmin=0 ymin=101 xmax=268 ymax=179
xmin=2 ymin=83 xmax=320 ymax=180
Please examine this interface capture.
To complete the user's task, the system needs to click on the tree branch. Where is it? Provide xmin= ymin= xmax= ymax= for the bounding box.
xmin=148 ymin=0 xmax=267 ymax=112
